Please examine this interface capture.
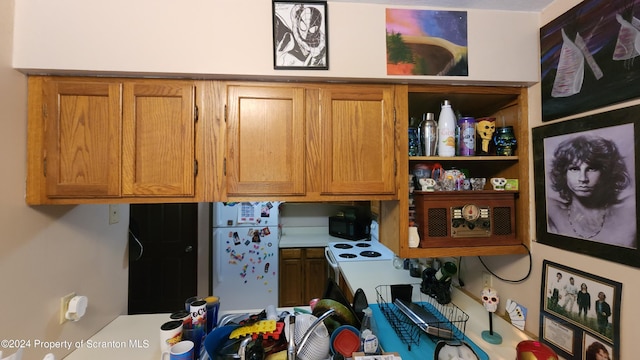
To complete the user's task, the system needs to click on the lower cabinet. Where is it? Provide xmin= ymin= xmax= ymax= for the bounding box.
xmin=278 ymin=247 xmax=328 ymax=307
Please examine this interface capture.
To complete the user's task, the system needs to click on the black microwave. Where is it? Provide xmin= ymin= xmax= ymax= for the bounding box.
xmin=329 ymin=216 xmax=371 ymax=240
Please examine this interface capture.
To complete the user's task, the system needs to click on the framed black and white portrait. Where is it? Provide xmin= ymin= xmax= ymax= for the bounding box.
xmin=540 ymin=261 xmax=621 ymax=360
xmin=533 ymin=104 xmax=640 ymax=267
xmin=272 ymin=1 xmax=328 ymax=70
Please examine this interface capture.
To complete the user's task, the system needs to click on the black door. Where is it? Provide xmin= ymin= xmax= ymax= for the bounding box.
xmin=128 ymin=203 xmax=198 ymax=314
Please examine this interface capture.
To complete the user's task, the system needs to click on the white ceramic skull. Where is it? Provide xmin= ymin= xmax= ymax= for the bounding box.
xmin=481 ymin=287 xmax=499 ymax=313
xmin=490 ymin=177 xmax=507 ymax=190
xmin=419 ymin=177 xmax=437 ymax=191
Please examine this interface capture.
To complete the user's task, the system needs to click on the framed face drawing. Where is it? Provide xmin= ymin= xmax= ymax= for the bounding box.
xmin=533 ymin=104 xmax=640 ymax=268
xmin=272 ymin=1 xmax=328 ymax=70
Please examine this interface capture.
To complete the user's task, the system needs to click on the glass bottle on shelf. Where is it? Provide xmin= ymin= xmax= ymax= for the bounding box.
xmin=408 ymin=116 xmax=421 ymax=156
xmin=494 ymin=126 xmax=517 ymax=156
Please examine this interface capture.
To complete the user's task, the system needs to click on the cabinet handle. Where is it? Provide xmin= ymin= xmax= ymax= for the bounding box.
xmin=185 ymin=245 xmax=193 ymax=253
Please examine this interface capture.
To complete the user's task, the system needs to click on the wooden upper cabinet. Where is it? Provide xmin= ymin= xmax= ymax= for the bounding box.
xmin=319 ymin=85 xmax=396 ymax=195
xmin=226 ymin=85 xmax=306 ymax=196
xmin=122 ymin=81 xmax=196 ymax=197
xmin=27 ymin=76 xmax=200 ymax=204
xmin=43 ymin=80 xmax=122 ymax=198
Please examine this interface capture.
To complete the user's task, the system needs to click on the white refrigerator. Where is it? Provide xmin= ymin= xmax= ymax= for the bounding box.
xmin=211 ymin=202 xmax=281 ymax=311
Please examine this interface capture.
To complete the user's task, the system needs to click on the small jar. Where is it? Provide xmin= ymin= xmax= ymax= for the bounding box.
xmin=494 ymin=126 xmax=517 ymax=156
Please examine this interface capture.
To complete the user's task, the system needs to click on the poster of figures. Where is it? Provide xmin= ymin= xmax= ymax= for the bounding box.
xmin=272 ymin=1 xmax=328 ymax=70
xmin=540 ymin=261 xmax=621 ymax=360
xmin=540 ymin=0 xmax=640 ymax=121
xmin=385 ymin=9 xmax=468 ymax=76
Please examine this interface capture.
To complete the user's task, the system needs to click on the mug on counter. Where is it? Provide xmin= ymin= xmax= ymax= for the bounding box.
xmin=161 ymin=340 xmax=194 ymax=360
xmin=159 ymin=320 xmax=183 ymax=353
xmin=189 ymin=299 xmax=207 ymax=356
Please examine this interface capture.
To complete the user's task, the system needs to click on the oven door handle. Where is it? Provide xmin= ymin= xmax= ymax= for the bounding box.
xmin=325 ymin=247 xmax=338 ymax=269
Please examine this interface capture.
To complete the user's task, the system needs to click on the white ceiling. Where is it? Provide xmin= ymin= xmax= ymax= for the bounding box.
xmin=329 ymin=0 xmax=554 ymax=12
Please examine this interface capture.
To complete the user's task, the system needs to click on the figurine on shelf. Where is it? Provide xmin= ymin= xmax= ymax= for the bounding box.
xmin=476 ymin=117 xmax=496 ymax=155
xmin=419 ymin=177 xmax=436 ymax=192
xmin=481 ymin=287 xmax=503 ymax=344
xmin=490 ymin=177 xmax=507 ymax=190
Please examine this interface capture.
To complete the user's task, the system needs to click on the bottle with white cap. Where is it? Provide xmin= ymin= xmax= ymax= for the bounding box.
xmin=437 ymin=100 xmax=457 ymax=157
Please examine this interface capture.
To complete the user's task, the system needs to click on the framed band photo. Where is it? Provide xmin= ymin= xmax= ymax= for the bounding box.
xmin=532 ymin=104 xmax=640 ymax=267
xmin=272 ymin=1 xmax=328 ymax=70
xmin=540 ymin=261 xmax=621 ymax=359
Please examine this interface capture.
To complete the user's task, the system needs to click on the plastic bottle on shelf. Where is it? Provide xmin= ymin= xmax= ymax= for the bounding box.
xmin=437 ymin=100 xmax=457 ymax=157
xmin=360 ymin=307 xmax=380 ymax=355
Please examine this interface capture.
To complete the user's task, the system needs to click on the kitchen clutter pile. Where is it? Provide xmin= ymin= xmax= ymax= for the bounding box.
xmin=200 ymin=280 xmax=384 ymax=360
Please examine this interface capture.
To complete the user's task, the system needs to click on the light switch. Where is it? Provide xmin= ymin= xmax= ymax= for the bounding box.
xmin=109 ymin=204 xmax=120 ymax=224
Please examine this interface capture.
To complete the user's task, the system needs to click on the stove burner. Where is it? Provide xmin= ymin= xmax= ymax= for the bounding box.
xmin=339 ymin=253 xmax=357 ymax=259
xmin=359 ymin=250 xmax=382 ymax=258
xmin=355 ymin=243 xmax=371 ymax=248
xmin=333 ymin=243 xmax=353 ymax=249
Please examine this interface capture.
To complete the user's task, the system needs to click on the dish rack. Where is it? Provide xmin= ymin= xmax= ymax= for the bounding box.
xmin=375 ymin=284 xmax=469 ymax=351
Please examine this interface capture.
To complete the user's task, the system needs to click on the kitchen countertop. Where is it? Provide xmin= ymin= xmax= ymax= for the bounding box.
xmin=65 ymin=248 xmax=532 ymax=360
xmin=279 ymin=226 xmax=347 ymax=248
xmin=339 ymin=259 xmax=532 ymax=360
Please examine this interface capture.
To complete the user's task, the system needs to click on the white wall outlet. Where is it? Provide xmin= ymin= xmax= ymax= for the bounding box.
xmin=482 ymin=271 xmax=493 ymax=288
xmin=109 ymin=204 xmax=120 ymax=224
xmin=59 ymin=292 xmax=76 ymax=324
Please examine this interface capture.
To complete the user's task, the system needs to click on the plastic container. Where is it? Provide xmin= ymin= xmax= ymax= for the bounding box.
xmin=437 ymin=100 xmax=457 ymax=157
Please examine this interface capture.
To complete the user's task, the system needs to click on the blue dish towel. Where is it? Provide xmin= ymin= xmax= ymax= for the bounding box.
xmin=369 ymin=303 xmax=489 ymax=360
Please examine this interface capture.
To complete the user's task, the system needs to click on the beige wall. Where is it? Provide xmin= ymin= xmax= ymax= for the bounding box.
xmin=6 ymin=0 xmax=640 ymax=359
xmin=0 ymin=2 xmax=129 ymax=359
xmin=460 ymin=1 xmax=640 ymax=360
xmin=12 ymin=0 xmax=539 ymax=85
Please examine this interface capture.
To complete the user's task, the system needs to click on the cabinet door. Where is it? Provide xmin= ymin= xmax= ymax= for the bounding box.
xmin=43 ymin=80 xmax=122 ymax=198
xmin=279 ymin=248 xmax=304 ymax=307
xmin=304 ymin=248 xmax=328 ymax=301
xmin=122 ymin=81 xmax=196 ymax=196
xmin=320 ymin=85 xmax=396 ymax=195
xmin=226 ymin=85 xmax=306 ymax=196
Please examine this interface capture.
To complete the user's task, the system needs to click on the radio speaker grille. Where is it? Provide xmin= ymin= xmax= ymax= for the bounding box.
xmin=493 ymin=207 xmax=512 ymax=235
xmin=427 ymin=208 xmax=448 ymax=237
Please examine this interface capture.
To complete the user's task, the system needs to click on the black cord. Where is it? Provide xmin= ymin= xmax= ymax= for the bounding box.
xmin=477 ymin=244 xmax=533 ymax=283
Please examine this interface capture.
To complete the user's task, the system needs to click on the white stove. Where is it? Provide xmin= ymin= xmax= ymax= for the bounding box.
xmin=326 ymin=240 xmax=395 ymax=262
xmin=324 ymin=239 xmax=395 ymax=287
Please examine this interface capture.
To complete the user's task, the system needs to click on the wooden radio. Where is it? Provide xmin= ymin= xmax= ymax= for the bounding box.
xmin=412 ymin=191 xmax=518 ymax=248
